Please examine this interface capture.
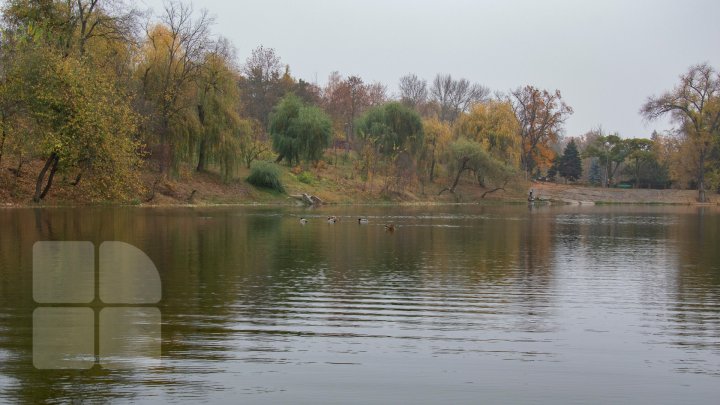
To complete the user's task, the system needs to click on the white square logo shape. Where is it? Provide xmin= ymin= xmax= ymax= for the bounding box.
xmin=32 ymin=241 xmax=162 ymax=370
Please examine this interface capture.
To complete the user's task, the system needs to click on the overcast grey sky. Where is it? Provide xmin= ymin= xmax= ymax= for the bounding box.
xmin=143 ymin=0 xmax=719 ymax=138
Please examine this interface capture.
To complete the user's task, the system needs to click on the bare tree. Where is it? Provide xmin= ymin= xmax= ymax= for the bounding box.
xmin=239 ymin=45 xmax=284 ymax=128
xmin=641 ymin=63 xmax=720 ymax=202
xmin=398 ymin=73 xmax=428 ymax=107
xmin=242 ymin=45 xmax=282 ymax=82
xmin=430 ymin=73 xmax=489 ymax=122
xmin=366 ymin=81 xmax=388 ymax=107
xmin=322 ymin=73 xmax=375 ymax=146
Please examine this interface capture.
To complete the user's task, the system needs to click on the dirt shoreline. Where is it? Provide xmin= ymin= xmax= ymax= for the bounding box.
xmin=531 ymin=182 xmax=718 ymax=205
xmin=2 ymin=187 xmax=716 ymax=208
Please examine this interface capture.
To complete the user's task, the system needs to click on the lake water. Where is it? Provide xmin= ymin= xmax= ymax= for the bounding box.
xmin=1 ymin=204 xmax=719 ymax=404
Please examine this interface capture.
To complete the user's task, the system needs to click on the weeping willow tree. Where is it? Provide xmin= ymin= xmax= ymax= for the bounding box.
xmin=442 ymin=101 xmax=521 ymax=196
xmin=136 ymin=4 xmax=214 ymax=175
xmin=194 ymin=39 xmax=245 ymax=181
xmin=269 ymin=94 xmax=332 ymax=165
xmin=354 ymin=102 xmax=424 ymax=195
xmin=454 ymin=101 xmax=521 ymax=166
xmin=355 ymin=102 xmax=424 ymax=156
xmin=441 ymin=138 xmax=516 ymax=195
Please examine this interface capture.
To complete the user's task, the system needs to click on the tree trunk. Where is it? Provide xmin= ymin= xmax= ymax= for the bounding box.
xmin=196 ymin=138 xmax=207 ymax=172
xmin=33 ymin=153 xmax=59 ymax=203
xmin=605 ymin=161 xmax=610 ymax=188
xmin=39 ymin=157 xmax=59 ymax=200
xmin=429 ymin=157 xmax=436 ymax=182
xmin=15 ymin=154 xmax=23 ymax=177
xmin=698 ymin=152 xmax=707 ymax=203
xmin=0 ymin=121 xmax=5 ymax=168
xmin=429 ymin=140 xmax=437 ymax=182
xmin=450 ymin=158 xmax=469 ymax=193
xmin=439 ymin=157 xmax=470 ymax=195
xmin=158 ymin=116 xmax=172 ymax=175
xmin=71 ymin=171 xmax=83 ymax=186
xmin=481 ymin=182 xmax=508 ymax=199
xmin=196 ymin=104 xmax=207 ymax=172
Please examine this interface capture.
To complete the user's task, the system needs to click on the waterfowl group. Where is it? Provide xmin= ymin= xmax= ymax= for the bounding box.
xmin=299 ymin=216 xmax=395 ymax=232
xmin=300 ymin=215 xmax=395 ymax=232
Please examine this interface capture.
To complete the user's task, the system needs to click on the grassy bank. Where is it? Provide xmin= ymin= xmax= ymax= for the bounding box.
xmin=0 ymin=155 xmax=528 ymax=207
xmin=2 ymin=156 xmax=717 ymax=207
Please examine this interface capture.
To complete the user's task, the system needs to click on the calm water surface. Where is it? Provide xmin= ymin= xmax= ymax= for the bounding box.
xmin=1 ymin=204 xmax=719 ymax=404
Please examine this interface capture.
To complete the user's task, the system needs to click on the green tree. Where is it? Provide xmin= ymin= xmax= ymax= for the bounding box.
xmin=355 ymin=102 xmax=424 ymax=156
xmin=298 ymin=106 xmax=333 ymax=163
xmin=558 ymin=139 xmax=582 ymax=182
xmin=547 ymin=156 xmax=558 ymax=181
xmin=625 ymin=138 xmax=654 ymax=188
xmin=588 ymin=159 xmax=602 ymax=186
xmin=194 ymin=39 xmax=241 ymax=175
xmin=642 ymin=159 xmax=671 ymax=189
xmin=583 ymin=133 xmax=629 ymax=187
xmin=269 ymin=94 xmax=332 ymax=165
xmin=442 ymin=138 xmax=515 ymax=195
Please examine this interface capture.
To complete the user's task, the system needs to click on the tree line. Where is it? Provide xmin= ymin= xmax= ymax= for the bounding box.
xmin=0 ymin=1 xmax=717 ymax=202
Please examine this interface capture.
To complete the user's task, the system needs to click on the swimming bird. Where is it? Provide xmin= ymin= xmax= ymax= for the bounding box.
xmin=358 ymin=218 xmax=369 ymax=224
xmin=327 ymin=216 xmax=338 ymax=224
xmin=384 ymin=224 xmax=395 ymax=232
xmin=300 ymin=218 xmax=308 ymax=225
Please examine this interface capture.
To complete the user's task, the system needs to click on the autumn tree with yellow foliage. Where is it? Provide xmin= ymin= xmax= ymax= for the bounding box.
xmin=510 ymin=86 xmax=573 ymax=178
xmin=1 ymin=0 xmax=144 ymax=202
xmin=420 ymin=117 xmax=452 ymax=182
xmin=137 ymin=3 xmax=214 ymax=174
xmin=454 ymin=101 xmax=521 ymax=166
xmin=442 ymin=101 xmax=522 ymax=195
xmin=642 ymin=63 xmax=720 ymax=202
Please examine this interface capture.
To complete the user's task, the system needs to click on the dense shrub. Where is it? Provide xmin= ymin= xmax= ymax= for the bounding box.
xmin=297 ymin=171 xmax=315 ymax=184
xmin=247 ymin=161 xmax=285 ymax=192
